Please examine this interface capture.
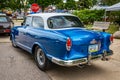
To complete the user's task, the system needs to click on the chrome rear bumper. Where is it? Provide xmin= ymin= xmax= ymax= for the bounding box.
xmin=51 ymin=50 xmax=113 ymax=66
xmin=52 ymin=57 xmax=88 ymax=66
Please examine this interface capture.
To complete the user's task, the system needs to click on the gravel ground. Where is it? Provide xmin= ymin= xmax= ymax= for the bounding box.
xmin=0 ymin=43 xmax=50 ymax=80
xmin=110 ymin=39 xmax=120 ymax=63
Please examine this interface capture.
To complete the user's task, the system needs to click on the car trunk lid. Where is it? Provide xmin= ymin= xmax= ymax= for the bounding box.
xmin=55 ymin=28 xmax=102 ymax=45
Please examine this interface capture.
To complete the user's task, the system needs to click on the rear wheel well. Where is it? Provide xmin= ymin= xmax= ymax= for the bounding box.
xmin=10 ymin=34 xmax=12 ymax=40
xmin=32 ymin=44 xmax=39 ymax=55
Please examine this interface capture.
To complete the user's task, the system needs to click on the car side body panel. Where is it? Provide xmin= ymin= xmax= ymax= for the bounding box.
xmin=11 ymin=26 xmax=111 ymax=60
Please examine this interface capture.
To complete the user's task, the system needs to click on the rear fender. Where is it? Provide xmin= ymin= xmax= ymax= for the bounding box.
xmin=100 ymin=32 xmax=111 ymax=51
xmin=10 ymin=33 xmax=14 ymax=40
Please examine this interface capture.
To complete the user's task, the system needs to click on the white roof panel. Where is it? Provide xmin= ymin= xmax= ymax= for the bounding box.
xmin=27 ymin=13 xmax=75 ymax=29
xmin=28 ymin=13 xmax=74 ymax=19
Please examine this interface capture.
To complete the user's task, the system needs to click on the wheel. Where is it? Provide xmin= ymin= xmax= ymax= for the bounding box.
xmin=34 ymin=46 xmax=51 ymax=71
xmin=11 ymin=35 xmax=18 ymax=48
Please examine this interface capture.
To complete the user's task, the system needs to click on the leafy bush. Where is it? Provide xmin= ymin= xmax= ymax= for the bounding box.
xmin=107 ymin=11 xmax=120 ymax=26
xmin=73 ymin=9 xmax=119 ymax=34
xmin=73 ymin=9 xmax=104 ymax=24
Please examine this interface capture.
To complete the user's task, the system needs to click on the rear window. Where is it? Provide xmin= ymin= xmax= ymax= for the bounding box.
xmin=0 ymin=16 xmax=8 ymax=22
xmin=47 ymin=16 xmax=84 ymax=29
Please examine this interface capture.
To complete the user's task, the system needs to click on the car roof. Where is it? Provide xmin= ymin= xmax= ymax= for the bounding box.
xmin=0 ymin=13 xmax=6 ymax=16
xmin=27 ymin=13 xmax=77 ymax=30
xmin=28 ymin=13 xmax=75 ymax=19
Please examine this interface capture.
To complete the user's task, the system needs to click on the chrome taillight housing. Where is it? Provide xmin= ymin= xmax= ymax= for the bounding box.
xmin=110 ymin=34 xmax=114 ymax=43
xmin=66 ymin=38 xmax=72 ymax=51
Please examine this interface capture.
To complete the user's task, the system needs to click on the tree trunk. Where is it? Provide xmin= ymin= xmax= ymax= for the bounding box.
xmin=41 ymin=6 xmax=44 ymax=12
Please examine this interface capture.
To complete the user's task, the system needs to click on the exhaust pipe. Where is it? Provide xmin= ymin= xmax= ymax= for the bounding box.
xmin=101 ymin=50 xmax=109 ymax=61
xmin=78 ymin=64 xmax=85 ymax=68
xmin=87 ymin=52 xmax=92 ymax=65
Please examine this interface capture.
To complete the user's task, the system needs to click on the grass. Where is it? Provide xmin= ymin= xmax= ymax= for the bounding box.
xmin=106 ymin=24 xmax=119 ymax=34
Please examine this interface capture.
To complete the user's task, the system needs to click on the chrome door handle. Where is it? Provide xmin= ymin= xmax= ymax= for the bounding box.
xmin=55 ymin=40 xmax=59 ymax=43
xmin=35 ymin=36 xmax=39 ymax=39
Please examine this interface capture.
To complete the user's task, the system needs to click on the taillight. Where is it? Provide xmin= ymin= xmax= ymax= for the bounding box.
xmin=110 ymin=34 xmax=114 ymax=43
xmin=4 ymin=29 xmax=11 ymax=33
xmin=66 ymin=38 xmax=72 ymax=51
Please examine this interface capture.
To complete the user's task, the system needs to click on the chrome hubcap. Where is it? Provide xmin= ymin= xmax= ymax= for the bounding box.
xmin=37 ymin=48 xmax=45 ymax=66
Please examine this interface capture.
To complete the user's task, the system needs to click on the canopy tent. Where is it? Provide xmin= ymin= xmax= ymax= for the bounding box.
xmin=91 ymin=5 xmax=109 ymax=10
xmin=104 ymin=2 xmax=120 ymax=21
xmin=106 ymin=2 xmax=120 ymax=11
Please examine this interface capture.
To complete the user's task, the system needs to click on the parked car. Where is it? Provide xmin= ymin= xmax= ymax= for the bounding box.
xmin=0 ymin=13 xmax=13 ymax=35
xmin=10 ymin=13 xmax=113 ymax=70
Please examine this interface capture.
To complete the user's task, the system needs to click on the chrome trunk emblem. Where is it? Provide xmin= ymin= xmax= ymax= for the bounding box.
xmin=90 ymin=39 xmax=97 ymax=44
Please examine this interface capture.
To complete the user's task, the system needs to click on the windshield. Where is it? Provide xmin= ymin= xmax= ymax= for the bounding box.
xmin=0 ymin=16 xmax=8 ymax=22
xmin=47 ymin=16 xmax=84 ymax=29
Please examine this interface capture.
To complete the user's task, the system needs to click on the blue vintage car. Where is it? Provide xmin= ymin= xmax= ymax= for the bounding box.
xmin=10 ymin=13 xmax=113 ymax=70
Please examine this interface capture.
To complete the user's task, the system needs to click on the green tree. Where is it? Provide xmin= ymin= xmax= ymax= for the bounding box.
xmin=73 ymin=9 xmax=104 ymax=24
xmin=8 ymin=0 xmax=22 ymax=11
xmin=57 ymin=0 xmax=97 ymax=10
xmin=65 ymin=0 xmax=76 ymax=10
xmin=0 ymin=0 xmax=30 ymax=12
xmin=101 ymin=0 xmax=120 ymax=6
xmin=56 ymin=1 xmax=65 ymax=9
xmin=0 ymin=0 xmax=7 ymax=10
xmin=29 ymin=0 xmax=62 ymax=12
xmin=77 ymin=0 xmax=97 ymax=9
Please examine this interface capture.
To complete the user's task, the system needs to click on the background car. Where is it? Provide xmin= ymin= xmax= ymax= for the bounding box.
xmin=0 ymin=13 xmax=14 ymax=35
xmin=10 ymin=13 xmax=113 ymax=71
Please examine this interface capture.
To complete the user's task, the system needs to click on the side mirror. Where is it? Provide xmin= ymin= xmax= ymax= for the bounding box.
xmin=21 ymin=23 xmax=24 ymax=26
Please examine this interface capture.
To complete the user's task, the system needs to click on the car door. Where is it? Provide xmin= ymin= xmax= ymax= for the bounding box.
xmin=25 ymin=16 xmax=44 ymax=50
xmin=16 ymin=16 xmax=32 ymax=51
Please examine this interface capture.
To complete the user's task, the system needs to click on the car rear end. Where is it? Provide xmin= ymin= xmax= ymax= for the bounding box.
xmin=0 ymin=15 xmax=12 ymax=35
xmin=51 ymin=29 xmax=113 ymax=66
xmin=46 ymin=13 xmax=113 ymax=67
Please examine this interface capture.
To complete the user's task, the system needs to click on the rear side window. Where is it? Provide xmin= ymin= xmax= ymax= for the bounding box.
xmin=32 ymin=16 xmax=44 ymax=28
xmin=0 ymin=16 xmax=8 ymax=22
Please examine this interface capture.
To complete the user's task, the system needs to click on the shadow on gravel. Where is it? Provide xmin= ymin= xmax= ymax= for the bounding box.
xmin=0 ymin=34 xmax=10 ymax=43
xmin=0 ymin=34 xmax=10 ymax=37
xmin=13 ymin=46 xmax=105 ymax=80
xmin=12 ymin=46 xmax=104 ymax=78
xmin=46 ymin=62 xmax=105 ymax=80
xmin=13 ymin=46 xmax=34 ymax=61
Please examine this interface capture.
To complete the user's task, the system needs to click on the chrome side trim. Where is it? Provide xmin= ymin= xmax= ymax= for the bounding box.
xmin=17 ymin=42 xmax=31 ymax=50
